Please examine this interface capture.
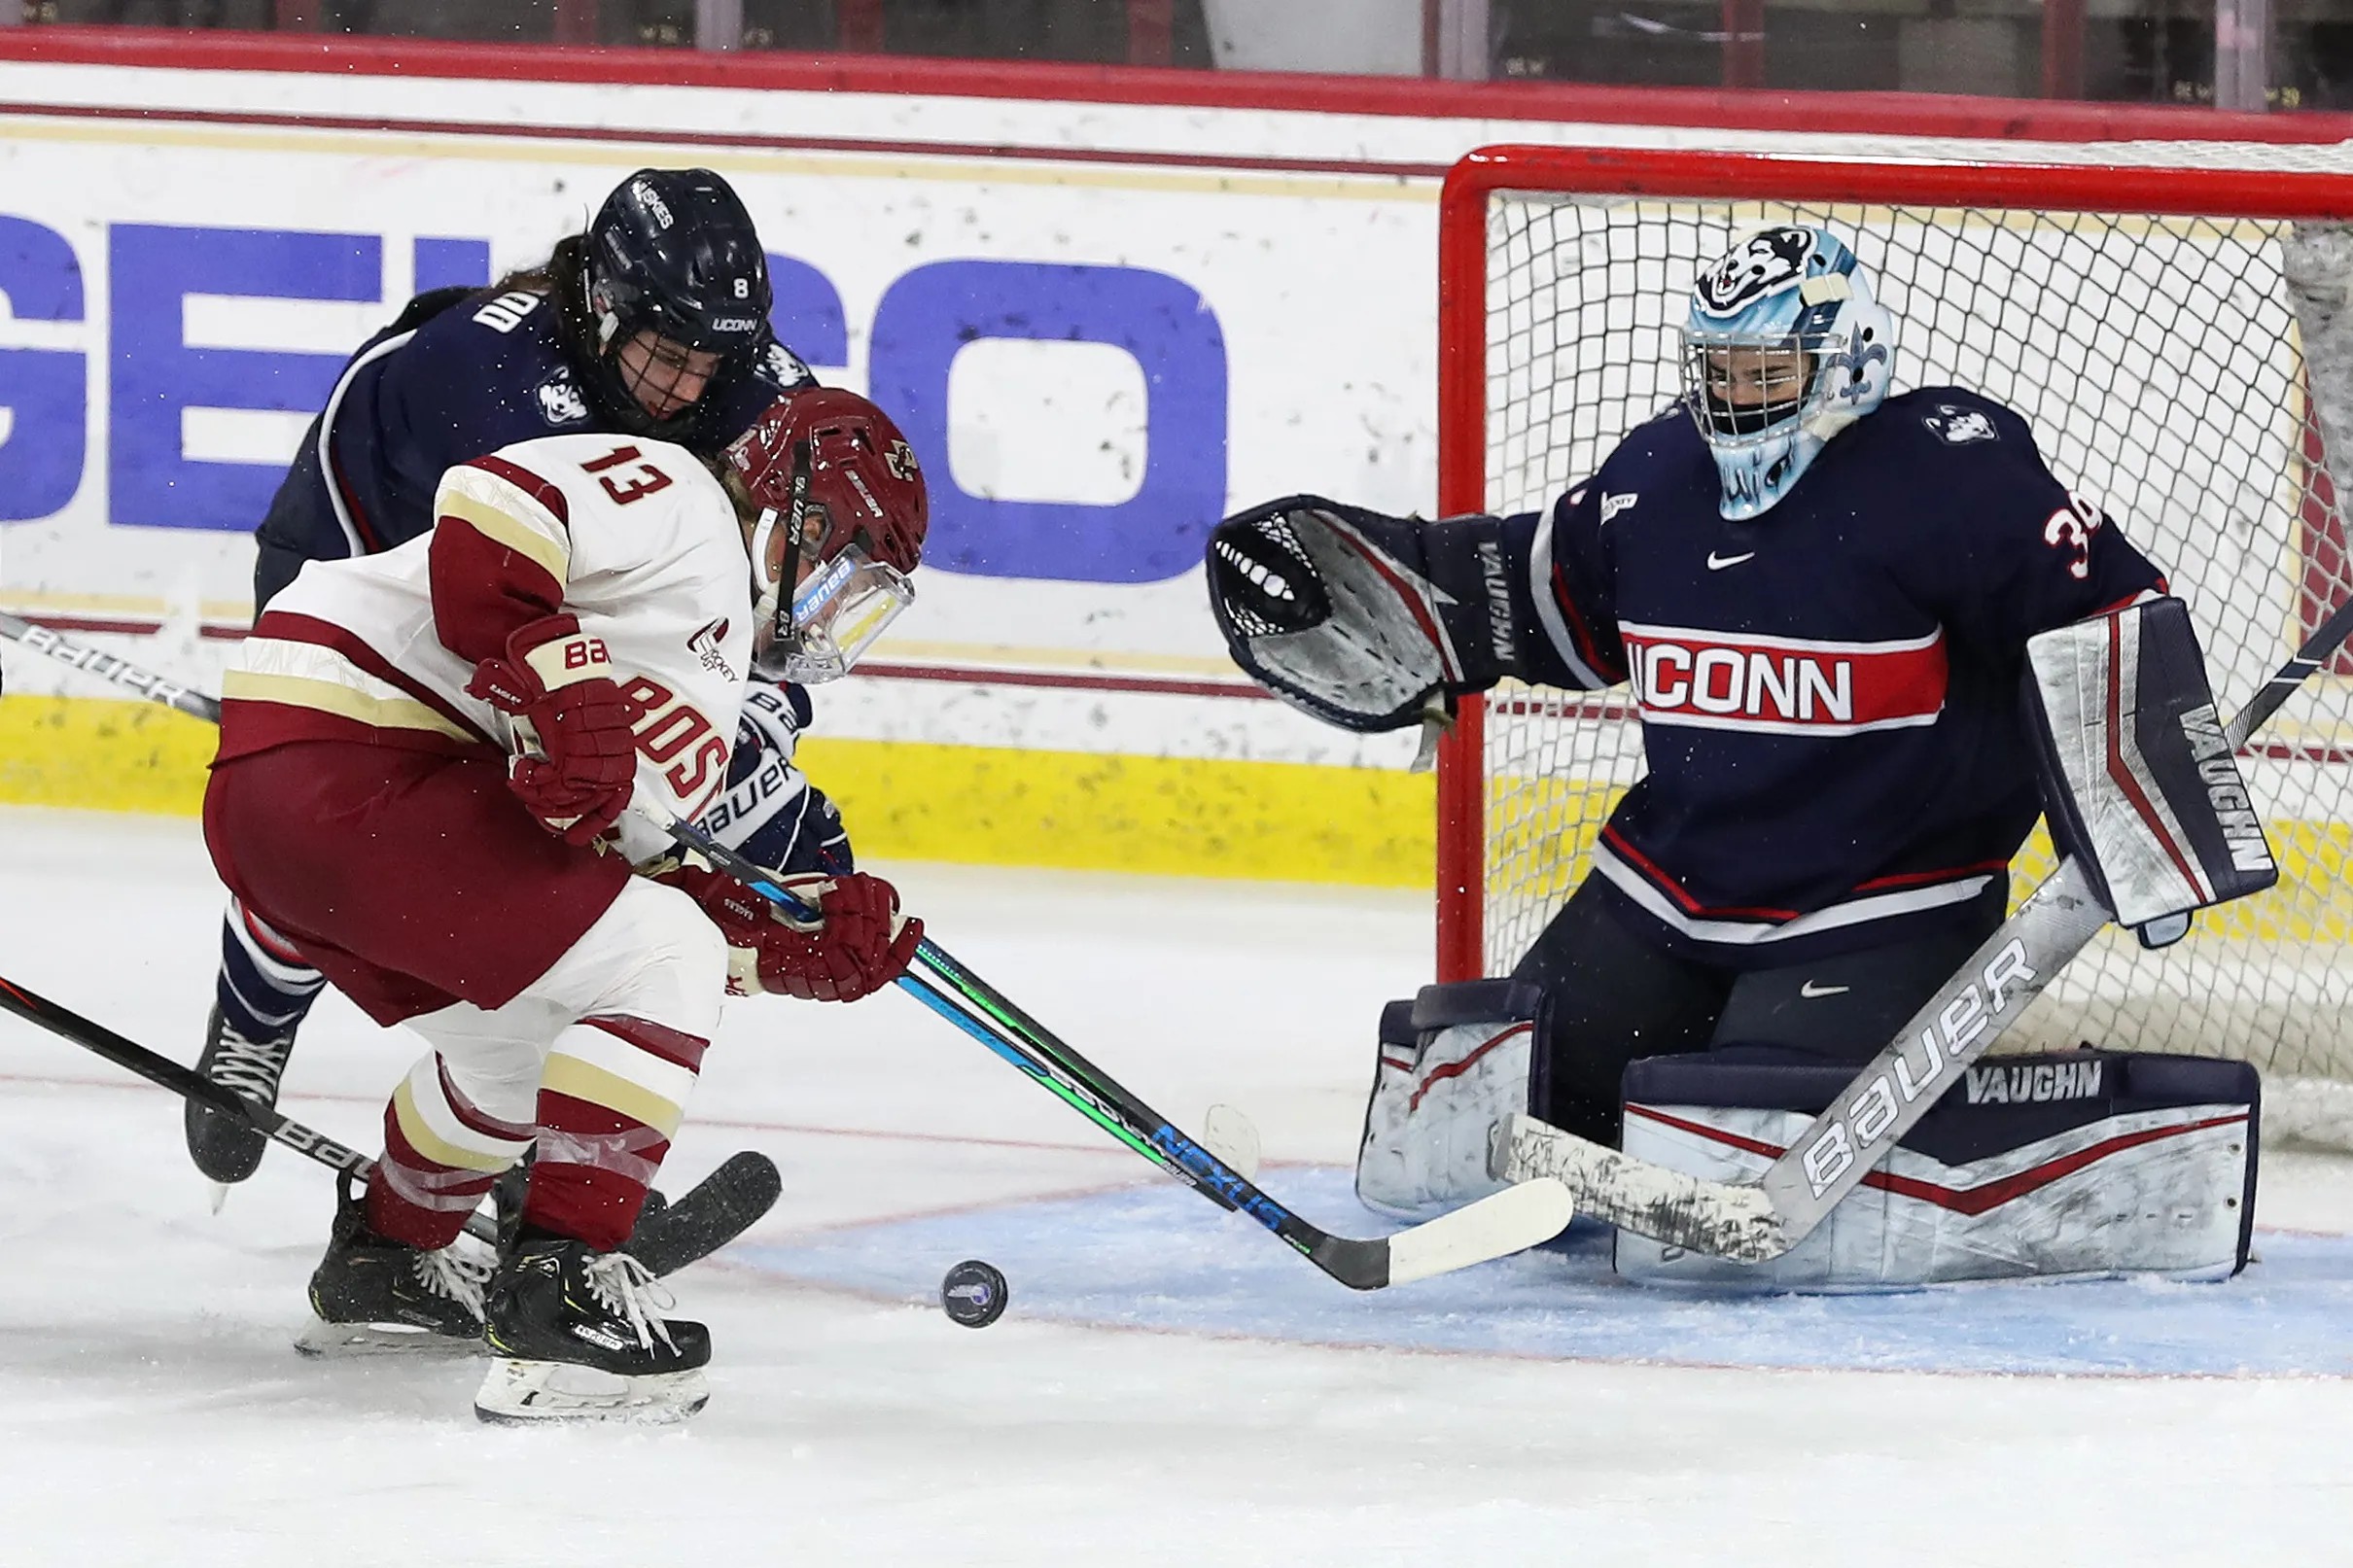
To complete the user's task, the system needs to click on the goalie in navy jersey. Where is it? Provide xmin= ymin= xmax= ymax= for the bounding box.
xmin=1208 ymin=226 xmax=2273 ymax=1277
xmin=190 ymin=168 xmax=859 ymax=1190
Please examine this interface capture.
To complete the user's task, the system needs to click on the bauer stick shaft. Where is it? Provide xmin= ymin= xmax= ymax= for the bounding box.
xmin=0 ymin=610 xmax=222 ymax=721
xmin=1501 ymin=591 xmax=2353 ymax=1262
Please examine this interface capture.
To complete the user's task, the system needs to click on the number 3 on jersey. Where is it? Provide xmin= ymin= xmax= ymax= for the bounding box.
xmin=619 ymin=675 xmax=727 ymax=807
xmin=582 ymin=444 xmax=674 ymax=505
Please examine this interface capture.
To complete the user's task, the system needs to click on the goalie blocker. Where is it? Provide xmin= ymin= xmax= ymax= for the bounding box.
xmin=1361 ymin=980 xmax=2257 ymax=1288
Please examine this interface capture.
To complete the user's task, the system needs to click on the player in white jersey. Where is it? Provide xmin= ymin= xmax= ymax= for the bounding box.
xmin=204 ymin=389 xmax=928 ymax=1423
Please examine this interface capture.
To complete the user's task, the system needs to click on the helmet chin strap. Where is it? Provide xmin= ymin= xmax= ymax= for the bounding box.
xmin=747 ymin=455 xmax=816 ymax=661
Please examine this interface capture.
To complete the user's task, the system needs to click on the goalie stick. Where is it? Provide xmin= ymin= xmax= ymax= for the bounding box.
xmin=1494 ymin=591 xmax=2353 ymax=1263
xmin=650 ymin=811 xmax=1575 ymax=1289
xmin=0 ymin=971 xmax=780 ymax=1275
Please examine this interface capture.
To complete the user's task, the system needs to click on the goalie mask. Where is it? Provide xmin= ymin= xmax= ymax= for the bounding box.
xmin=724 ymin=389 xmax=927 ymax=684
xmin=1679 ymin=226 xmax=1895 ymax=520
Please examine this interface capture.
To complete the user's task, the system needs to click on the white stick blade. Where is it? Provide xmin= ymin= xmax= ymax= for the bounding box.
xmin=1382 ymin=1177 xmax=1573 ymax=1285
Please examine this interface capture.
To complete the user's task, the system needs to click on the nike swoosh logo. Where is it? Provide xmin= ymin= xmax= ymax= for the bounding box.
xmin=1799 ymin=981 xmax=1850 ymax=998
xmin=1706 ymin=551 xmax=1756 ymax=570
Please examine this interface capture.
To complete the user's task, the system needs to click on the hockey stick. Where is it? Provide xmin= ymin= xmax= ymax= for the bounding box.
xmin=1495 ymin=593 xmax=2353 ymax=1262
xmin=0 ymin=610 xmax=222 ymax=721
xmin=0 ymin=969 xmax=781 ymax=1274
xmin=651 ymin=811 xmax=1575 ymax=1289
xmin=1 ymin=615 xmax=1573 ymax=1284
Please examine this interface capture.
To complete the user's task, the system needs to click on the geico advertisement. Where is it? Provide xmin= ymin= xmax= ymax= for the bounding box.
xmin=0 ymin=123 xmax=1437 ymax=677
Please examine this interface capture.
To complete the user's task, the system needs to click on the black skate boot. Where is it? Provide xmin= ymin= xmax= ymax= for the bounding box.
xmin=296 ymin=1175 xmax=492 ymax=1359
xmin=186 ymin=1004 xmax=298 ymax=1185
xmin=475 ymin=1233 xmax=711 ymax=1425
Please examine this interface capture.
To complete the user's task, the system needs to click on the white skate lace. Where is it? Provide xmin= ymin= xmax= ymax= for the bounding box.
xmin=582 ymin=1253 xmax=678 ymax=1354
xmin=410 ymin=1245 xmax=495 ymax=1323
xmin=208 ymin=1028 xmax=294 ymax=1101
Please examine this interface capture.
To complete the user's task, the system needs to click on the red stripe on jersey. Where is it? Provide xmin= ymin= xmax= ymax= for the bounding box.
xmin=328 ymin=447 xmax=384 ymax=556
xmin=582 ymin=1013 xmax=711 ymax=1074
xmin=466 ymin=453 xmax=572 ymax=527
xmin=252 ymin=610 xmax=492 ymax=741
xmin=1599 ymin=825 xmax=1801 ymax=920
xmin=427 ymin=504 xmax=568 ymax=665
xmin=1618 ymin=623 xmax=1948 ymax=734
xmin=1552 ymin=561 xmax=1628 ymax=683
xmin=1853 ymin=857 xmax=2013 ymax=892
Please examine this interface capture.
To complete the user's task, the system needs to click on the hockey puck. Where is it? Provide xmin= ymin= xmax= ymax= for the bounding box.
xmin=940 ymin=1259 xmax=1008 ymax=1328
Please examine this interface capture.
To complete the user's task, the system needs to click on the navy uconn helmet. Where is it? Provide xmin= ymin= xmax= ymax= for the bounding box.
xmin=576 ymin=167 xmax=772 ymax=437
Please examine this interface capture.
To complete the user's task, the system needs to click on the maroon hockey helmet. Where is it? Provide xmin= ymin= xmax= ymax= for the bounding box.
xmin=724 ymin=388 xmax=928 ymax=682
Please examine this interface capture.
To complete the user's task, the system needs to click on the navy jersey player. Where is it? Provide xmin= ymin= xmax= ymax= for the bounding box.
xmin=191 ymin=168 xmax=858 ymax=1188
xmin=1210 ymin=226 xmax=2173 ymax=1161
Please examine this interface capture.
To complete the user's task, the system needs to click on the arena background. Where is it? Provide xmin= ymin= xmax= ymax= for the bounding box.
xmin=0 ymin=27 xmax=2343 ymax=889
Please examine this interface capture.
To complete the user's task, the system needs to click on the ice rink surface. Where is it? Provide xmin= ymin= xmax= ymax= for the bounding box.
xmin=5 ymin=806 xmax=2353 ymax=1566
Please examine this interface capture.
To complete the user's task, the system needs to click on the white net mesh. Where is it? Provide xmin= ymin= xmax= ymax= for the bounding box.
xmin=1462 ymin=176 xmax=2353 ymax=1133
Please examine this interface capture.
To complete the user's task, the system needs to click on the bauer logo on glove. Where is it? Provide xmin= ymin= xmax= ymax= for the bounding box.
xmin=465 ymin=613 xmax=639 ymax=846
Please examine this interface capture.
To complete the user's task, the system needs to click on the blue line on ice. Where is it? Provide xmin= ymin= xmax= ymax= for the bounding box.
xmin=735 ymin=1166 xmax=2353 ymax=1377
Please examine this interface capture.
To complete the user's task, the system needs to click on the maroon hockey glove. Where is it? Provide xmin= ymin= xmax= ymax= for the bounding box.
xmin=666 ymin=866 xmax=923 ymax=1002
xmin=465 ymin=614 xmax=638 ymax=847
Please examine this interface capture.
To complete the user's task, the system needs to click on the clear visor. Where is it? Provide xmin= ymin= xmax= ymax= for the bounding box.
xmin=750 ymin=523 xmax=913 ymax=683
xmin=1679 ymin=336 xmax=1816 ymax=442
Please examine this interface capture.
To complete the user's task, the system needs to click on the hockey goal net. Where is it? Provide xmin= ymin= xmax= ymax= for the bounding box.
xmin=1434 ymin=145 xmax=2353 ymax=1141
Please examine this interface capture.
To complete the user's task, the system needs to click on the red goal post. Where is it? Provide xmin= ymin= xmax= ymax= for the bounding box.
xmin=1432 ymin=145 xmax=2353 ymax=1112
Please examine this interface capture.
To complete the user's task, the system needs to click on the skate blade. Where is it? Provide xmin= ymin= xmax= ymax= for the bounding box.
xmin=208 ymin=1182 xmax=229 ymax=1216
xmin=473 ymin=1358 xmax=710 ymax=1426
xmin=295 ymin=1317 xmax=485 ymax=1360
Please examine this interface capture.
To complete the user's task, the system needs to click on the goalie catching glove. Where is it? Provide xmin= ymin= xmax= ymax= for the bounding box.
xmin=465 ymin=613 xmax=638 ymax=846
xmin=1206 ymin=497 xmax=1547 ymax=733
xmin=664 ymin=866 xmax=921 ymax=1002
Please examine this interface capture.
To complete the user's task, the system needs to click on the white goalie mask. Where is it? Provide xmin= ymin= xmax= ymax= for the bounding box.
xmin=1679 ymin=226 xmax=1896 ymax=520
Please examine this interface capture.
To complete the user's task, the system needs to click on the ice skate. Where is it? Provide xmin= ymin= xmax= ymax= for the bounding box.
xmin=296 ymin=1176 xmax=491 ymax=1358
xmin=475 ymin=1235 xmax=711 ymax=1425
xmin=186 ymin=1003 xmax=297 ymax=1186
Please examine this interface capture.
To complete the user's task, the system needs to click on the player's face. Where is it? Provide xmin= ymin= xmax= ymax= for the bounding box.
xmin=1702 ymin=347 xmax=1809 ymax=409
xmin=616 ymin=330 xmax=723 ymax=421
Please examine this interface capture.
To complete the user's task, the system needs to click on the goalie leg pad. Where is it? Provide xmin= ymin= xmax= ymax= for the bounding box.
xmin=1356 ymin=979 xmax=1543 ymax=1220
xmin=2024 ymin=595 xmax=2278 ymax=929
xmin=1613 ymin=1048 xmax=2258 ymax=1291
